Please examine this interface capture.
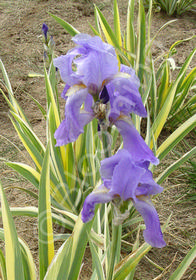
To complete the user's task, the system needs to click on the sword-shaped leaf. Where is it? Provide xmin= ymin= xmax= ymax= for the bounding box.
xmin=0 ymin=228 xmax=36 ymax=280
xmin=169 ymin=243 xmax=196 ymax=280
xmin=49 ymin=13 xmax=80 ymax=36
xmin=113 ymin=0 xmax=122 ymax=47
xmin=0 ymin=181 xmax=25 ymax=280
xmin=38 ymin=144 xmax=54 ymax=280
xmin=0 ymin=248 xmax=7 ymax=280
xmin=156 ymin=146 xmax=196 ymax=184
xmin=157 ymin=114 xmax=196 ymax=160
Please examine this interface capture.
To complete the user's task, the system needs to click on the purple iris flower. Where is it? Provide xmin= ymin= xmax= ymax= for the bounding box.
xmin=81 ymin=149 xmax=166 ymax=248
xmin=53 ymin=33 xmax=119 ymax=95
xmin=54 ymin=34 xmax=150 ymax=149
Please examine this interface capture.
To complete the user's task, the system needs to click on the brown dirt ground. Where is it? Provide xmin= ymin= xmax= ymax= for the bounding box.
xmin=0 ymin=0 xmax=196 ymax=279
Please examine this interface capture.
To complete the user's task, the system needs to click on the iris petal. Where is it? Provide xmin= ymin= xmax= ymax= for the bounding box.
xmin=53 ymin=53 xmax=81 ymax=86
xmin=81 ymin=185 xmax=115 ymax=223
xmin=54 ymin=88 xmax=93 ymax=146
xmin=111 ymin=156 xmax=145 ymax=200
xmin=109 ymin=71 xmax=147 ymax=117
xmin=133 ymin=198 xmax=166 ymax=248
xmin=100 ymin=149 xmax=128 ymax=180
xmin=115 ymin=119 xmax=159 ymax=165
xmin=75 ymin=45 xmax=118 ymax=91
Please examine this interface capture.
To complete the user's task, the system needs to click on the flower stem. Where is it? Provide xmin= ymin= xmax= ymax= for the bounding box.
xmin=101 ymin=129 xmax=111 ymax=158
xmin=106 ymin=223 xmax=121 ymax=280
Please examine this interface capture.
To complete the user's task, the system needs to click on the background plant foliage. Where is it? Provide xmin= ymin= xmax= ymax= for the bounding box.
xmin=144 ymin=0 xmax=196 ymax=15
xmin=0 ymin=0 xmax=196 ymax=279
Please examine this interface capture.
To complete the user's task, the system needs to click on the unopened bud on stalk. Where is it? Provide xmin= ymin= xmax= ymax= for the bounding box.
xmin=42 ymin=23 xmax=48 ymax=42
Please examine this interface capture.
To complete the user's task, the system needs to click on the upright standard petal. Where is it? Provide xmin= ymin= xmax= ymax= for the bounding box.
xmin=54 ymin=34 xmax=119 ymax=96
xmin=74 ymin=35 xmax=119 ymax=91
xmin=115 ymin=119 xmax=159 ymax=165
xmin=53 ymin=53 xmax=82 ymax=86
xmin=133 ymin=198 xmax=166 ymax=248
xmin=108 ymin=73 xmax=147 ymax=118
xmin=54 ymin=87 xmax=94 ymax=146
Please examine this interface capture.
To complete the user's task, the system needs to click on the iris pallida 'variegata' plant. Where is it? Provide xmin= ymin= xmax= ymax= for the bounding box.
xmin=54 ymin=33 xmax=166 ymax=248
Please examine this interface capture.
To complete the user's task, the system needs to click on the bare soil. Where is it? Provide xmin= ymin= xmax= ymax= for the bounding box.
xmin=0 ymin=0 xmax=196 ymax=279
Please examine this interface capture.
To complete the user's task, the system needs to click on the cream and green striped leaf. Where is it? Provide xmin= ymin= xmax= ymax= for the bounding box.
xmin=157 ymin=114 xmax=196 ymax=160
xmin=6 ymin=162 xmax=40 ymax=189
xmin=156 ymin=146 xmax=196 ymax=184
xmin=0 ymin=248 xmax=7 ymax=280
xmin=49 ymin=13 xmax=79 ymax=37
xmin=38 ymin=144 xmax=54 ymax=280
xmin=0 ymin=206 xmax=75 ymax=231
xmin=90 ymin=241 xmax=105 ymax=280
xmin=126 ymin=0 xmax=135 ymax=66
xmin=113 ymin=0 xmax=122 ymax=47
xmin=0 ymin=182 xmax=26 ymax=280
xmin=0 ymin=59 xmax=30 ymax=125
xmin=0 ymin=229 xmax=36 ymax=280
xmin=44 ymin=214 xmax=94 ymax=280
xmin=169 ymin=243 xmax=196 ymax=280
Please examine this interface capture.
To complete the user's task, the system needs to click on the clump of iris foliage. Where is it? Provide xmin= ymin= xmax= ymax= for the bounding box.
xmin=0 ymin=0 xmax=196 ymax=279
xmin=144 ymin=0 xmax=196 ymax=15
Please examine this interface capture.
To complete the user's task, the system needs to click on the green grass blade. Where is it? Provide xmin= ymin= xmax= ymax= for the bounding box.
xmin=44 ymin=237 xmax=73 ymax=280
xmin=126 ymin=0 xmax=135 ymax=66
xmin=169 ymin=95 xmax=196 ymax=127
xmin=0 ymin=59 xmax=14 ymax=99
xmin=45 ymin=213 xmax=94 ymax=280
xmin=0 ymin=181 xmax=25 ymax=280
xmin=113 ymin=217 xmax=170 ymax=280
xmin=6 ymin=162 xmax=40 ymax=189
xmin=45 ymin=68 xmax=67 ymax=170
xmin=86 ymin=121 xmax=97 ymax=186
xmin=67 ymin=215 xmax=94 ymax=279
xmin=156 ymin=60 xmax=170 ymax=114
xmin=157 ymin=114 xmax=196 ymax=160
xmin=9 ymin=117 xmax=43 ymax=170
xmin=151 ymin=83 xmax=176 ymax=147
xmin=151 ymin=48 xmax=196 ymax=146
xmin=136 ymin=0 xmax=146 ymax=82
xmin=18 ymin=238 xmax=37 ymax=280
xmin=0 ymin=248 xmax=7 ymax=280
xmin=0 ymin=60 xmax=31 ymax=125
xmin=90 ymin=241 xmax=105 ymax=280
xmin=0 ymin=206 xmax=75 ymax=230
xmin=4 ymin=186 xmax=38 ymax=200
xmin=104 ymin=204 xmax=110 ymax=276
xmin=113 ymin=0 xmax=122 ymax=47
xmin=172 ymin=67 xmax=196 ymax=113
xmin=95 ymin=6 xmax=120 ymax=48
xmin=10 ymin=111 xmax=45 ymax=158
xmin=126 ymin=229 xmax=141 ymax=280
xmin=169 ymin=243 xmax=196 ymax=280
xmin=38 ymin=144 xmax=54 ymax=280
xmin=113 ymin=242 xmax=151 ymax=280
xmin=156 ymin=146 xmax=196 ymax=184
xmin=48 ymin=106 xmax=75 ymax=211
xmin=25 ymin=91 xmax=47 ymax=118
xmin=89 ymin=22 xmax=101 ymax=36
xmin=0 ymin=229 xmax=36 ymax=280
xmin=49 ymin=13 xmax=79 ymax=36
xmin=147 ymin=19 xmax=177 ymax=54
